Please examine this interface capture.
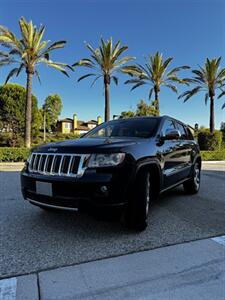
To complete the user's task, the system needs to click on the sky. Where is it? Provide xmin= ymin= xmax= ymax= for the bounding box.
xmin=0 ymin=0 xmax=225 ymax=128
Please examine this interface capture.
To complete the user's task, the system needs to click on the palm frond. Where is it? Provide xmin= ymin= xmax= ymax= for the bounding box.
xmin=148 ymin=87 xmax=154 ymax=100
xmin=205 ymin=93 xmax=209 ymax=105
xmin=44 ymin=60 xmax=70 ymax=77
xmin=167 ymin=65 xmax=190 ymax=76
xmin=75 ymin=37 xmax=132 ymax=88
xmin=90 ymin=75 xmax=102 ymax=87
xmin=44 ymin=40 xmax=66 ymax=53
xmin=35 ymin=69 xmax=41 ymax=84
xmin=130 ymin=81 xmax=146 ymax=91
xmin=164 ymin=83 xmax=178 ymax=93
xmin=72 ymin=58 xmax=95 ymax=68
xmin=5 ymin=67 xmax=19 ymax=83
xmin=77 ymin=73 xmax=95 ymax=82
xmin=178 ymin=86 xmax=202 ymax=102
xmin=124 ymin=78 xmax=143 ymax=85
xmin=218 ymin=90 xmax=225 ymax=99
xmin=111 ymin=76 xmax=119 ymax=85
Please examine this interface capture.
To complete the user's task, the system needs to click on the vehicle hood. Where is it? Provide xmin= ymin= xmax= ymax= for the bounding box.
xmin=34 ymin=137 xmax=147 ymax=154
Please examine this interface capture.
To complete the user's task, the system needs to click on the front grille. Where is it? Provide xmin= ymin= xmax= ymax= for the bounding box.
xmin=28 ymin=153 xmax=89 ymax=177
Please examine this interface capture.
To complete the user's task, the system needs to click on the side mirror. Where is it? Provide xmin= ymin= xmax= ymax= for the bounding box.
xmin=163 ymin=129 xmax=181 ymax=140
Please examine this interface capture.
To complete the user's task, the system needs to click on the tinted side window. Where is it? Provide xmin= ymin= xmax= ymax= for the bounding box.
xmin=176 ymin=122 xmax=187 ymax=140
xmin=161 ymin=119 xmax=175 ymax=136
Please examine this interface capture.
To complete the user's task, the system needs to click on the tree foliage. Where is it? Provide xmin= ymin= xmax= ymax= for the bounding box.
xmin=73 ymin=37 xmax=134 ymax=121
xmin=0 ymin=17 xmax=71 ymax=82
xmin=136 ymin=99 xmax=159 ymax=116
xmin=122 ymin=52 xmax=189 ymax=113
xmin=0 ymin=17 xmax=71 ymax=147
xmin=179 ymin=57 xmax=225 ymax=133
xmin=120 ymin=110 xmax=135 ymax=119
xmin=0 ymin=83 xmax=41 ymax=146
xmin=120 ymin=99 xmax=159 ymax=118
xmin=42 ymin=94 xmax=63 ymax=131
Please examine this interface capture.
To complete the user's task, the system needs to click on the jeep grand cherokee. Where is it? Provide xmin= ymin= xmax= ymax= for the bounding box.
xmin=21 ymin=116 xmax=201 ymax=231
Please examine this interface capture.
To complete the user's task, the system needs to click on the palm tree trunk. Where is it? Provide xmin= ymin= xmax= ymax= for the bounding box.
xmin=209 ymin=96 xmax=215 ymax=134
xmin=104 ymin=75 xmax=110 ymax=122
xmin=154 ymin=85 xmax=160 ymax=115
xmin=25 ymin=71 xmax=33 ymax=148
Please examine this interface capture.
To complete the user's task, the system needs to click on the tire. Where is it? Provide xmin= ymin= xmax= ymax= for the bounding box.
xmin=183 ymin=162 xmax=201 ymax=194
xmin=124 ymin=170 xmax=152 ymax=231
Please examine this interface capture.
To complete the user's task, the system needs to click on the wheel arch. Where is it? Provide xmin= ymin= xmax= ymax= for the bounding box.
xmin=193 ymin=155 xmax=202 ymax=170
xmin=135 ymin=161 xmax=162 ymax=197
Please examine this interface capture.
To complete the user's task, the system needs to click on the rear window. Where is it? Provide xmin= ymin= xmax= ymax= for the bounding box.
xmin=84 ymin=118 xmax=160 ymax=139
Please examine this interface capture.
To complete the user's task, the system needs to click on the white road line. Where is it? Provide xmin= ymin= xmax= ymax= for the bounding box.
xmin=211 ymin=235 xmax=225 ymax=246
xmin=0 ymin=278 xmax=17 ymax=300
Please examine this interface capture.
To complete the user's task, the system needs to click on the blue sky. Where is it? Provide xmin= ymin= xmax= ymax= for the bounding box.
xmin=1 ymin=0 xmax=225 ymax=128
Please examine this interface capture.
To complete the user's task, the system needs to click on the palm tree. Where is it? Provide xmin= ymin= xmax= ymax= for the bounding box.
xmin=122 ymin=52 xmax=190 ymax=114
xmin=72 ymin=37 xmax=134 ymax=122
xmin=178 ymin=57 xmax=225 ymax=133
xmin=0 ymin=17 xmax=71 ymax=148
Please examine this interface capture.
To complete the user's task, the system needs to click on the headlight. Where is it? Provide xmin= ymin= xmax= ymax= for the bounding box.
xmin=88 ymin=153 xmax=125 ymax=168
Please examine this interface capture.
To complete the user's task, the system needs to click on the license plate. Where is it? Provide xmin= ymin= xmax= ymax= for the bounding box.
xmin=36 ymin=181 xmax=52 ymax=197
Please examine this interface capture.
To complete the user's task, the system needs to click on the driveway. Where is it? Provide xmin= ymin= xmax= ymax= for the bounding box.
xmin=0 ymin=162 xmax=224 ymax=279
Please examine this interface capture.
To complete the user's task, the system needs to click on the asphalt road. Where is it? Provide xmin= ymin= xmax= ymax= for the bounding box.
xmin=0 ymin=162 xmax=225 ymax=279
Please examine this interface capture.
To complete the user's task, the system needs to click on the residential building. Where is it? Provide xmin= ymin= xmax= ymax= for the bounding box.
xmin=57 ymin=114 xmax=102 ymax=135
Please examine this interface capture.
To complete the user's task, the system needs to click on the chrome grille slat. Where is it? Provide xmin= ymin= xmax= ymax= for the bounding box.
xmin=43 ymin=155 xmax=48 ymax=173
xmin=38 ymin=154 xmax=43 ymax=172
xmin=33 ymin=154 xmax=38 ymax=171
xmin=28 ymin=153 xmax=89 ymax=178
xmin=67 ymin=156 xmax=73 ymax=175
xmin=50 ymin=155 xmax=56 ymax=173
xmin=58 ymin=155 xmax=64 ymax=175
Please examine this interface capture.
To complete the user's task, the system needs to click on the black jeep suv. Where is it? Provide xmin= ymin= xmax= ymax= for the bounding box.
xmin=21 ymin=116 xmax=201 ymax=230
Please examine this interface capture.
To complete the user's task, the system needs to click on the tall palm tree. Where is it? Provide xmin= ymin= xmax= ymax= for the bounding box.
xmin=0 ymin=17 xmax=71 ymax=148
xmin=72 ymin=37 xmax=134 ymax=122
xmin=178 ymin=57 xmax=225 ymax=133
xmin=122 ymin=52 xmax=189 ymax=114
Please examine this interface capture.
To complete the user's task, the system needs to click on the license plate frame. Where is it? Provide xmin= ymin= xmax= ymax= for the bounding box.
xmin=36 ymin=181 xmax=53 ymax=197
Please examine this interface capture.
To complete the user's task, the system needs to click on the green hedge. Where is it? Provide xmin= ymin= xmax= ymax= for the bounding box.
xmin=198 ymin=129 xmax=222 ymax=151
xmin=0 ymin=147 xmax=30 ymax=162
xmin=0 ymin=147 xmax=225 ymax=162
xmin=200 ymin=150 xmax=225 ymax=161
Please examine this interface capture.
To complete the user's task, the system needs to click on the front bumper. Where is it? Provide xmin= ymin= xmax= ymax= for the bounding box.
xmin=21 ymin=166 xmax=134 ymax=210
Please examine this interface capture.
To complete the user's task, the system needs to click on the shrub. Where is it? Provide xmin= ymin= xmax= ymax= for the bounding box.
xmin=197 ymin=129 xmax=222 ymax=150
xmin=0 ymin=147 xmax=30 ymax=162
xmin=201 ymin=150 xmax=225 ymax=161
xmin=32 ymin=132 xmax=80 ymax=146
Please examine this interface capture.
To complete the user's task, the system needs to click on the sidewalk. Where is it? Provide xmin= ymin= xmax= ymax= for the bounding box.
xmin=0 ymin=162 xmax=24 ymax=171
xmin=1 ymin=236 xmax=225 ymax=300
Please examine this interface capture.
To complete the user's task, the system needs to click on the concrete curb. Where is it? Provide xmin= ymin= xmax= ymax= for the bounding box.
xmin=1 ymin=236 xmax=224 ymax=300
xmin=0 ymin=162 xmax=25 ymax=166
xmin=202 ymin=161 xmax=225 ymax=164
xmin=0 ymin=162 xmax=24 ymax=171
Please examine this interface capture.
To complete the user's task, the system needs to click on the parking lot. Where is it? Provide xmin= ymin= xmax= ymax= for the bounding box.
xmin=0 ymin=162 xmax=224 ymax=279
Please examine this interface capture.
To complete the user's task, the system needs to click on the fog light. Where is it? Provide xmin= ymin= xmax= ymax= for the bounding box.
xmin=101 ymin=186 xmax=108 ymax=193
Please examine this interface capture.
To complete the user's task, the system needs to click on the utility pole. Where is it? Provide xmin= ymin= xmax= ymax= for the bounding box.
xmin=43 ymin=111 xmax=46 ymax=142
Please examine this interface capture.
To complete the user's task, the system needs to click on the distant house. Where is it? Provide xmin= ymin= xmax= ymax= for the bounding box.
xmin=57 ymin=114 xmax=102 ymax=135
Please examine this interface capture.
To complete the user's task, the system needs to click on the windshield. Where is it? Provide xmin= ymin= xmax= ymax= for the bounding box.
xmin=84 ymin=118 xmax=159 ymax=139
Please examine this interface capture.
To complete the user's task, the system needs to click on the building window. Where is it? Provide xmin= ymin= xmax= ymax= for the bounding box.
xmin=64 ymin=123 xmax=72 ymax=129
